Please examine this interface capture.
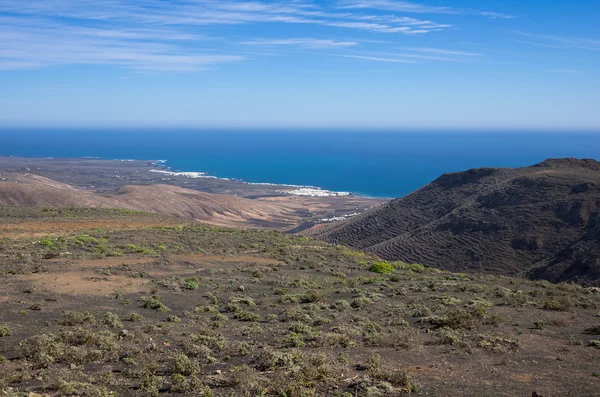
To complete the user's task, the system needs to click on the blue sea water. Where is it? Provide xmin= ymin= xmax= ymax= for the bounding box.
xmin=1 ymin=128 xmax=599 ymax=198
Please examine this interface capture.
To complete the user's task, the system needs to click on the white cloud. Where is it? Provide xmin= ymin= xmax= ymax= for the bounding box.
xmin=0 ymin=18 xmax=244 ymax=71
xmin=401 ymin=47 xmax=482 ymax=56
xmin=0 ymin=0 xmax=451 ymax=34
xmin=0 ymin=0 xmax=512 ymax=71
xmin=480 ymin=12 xmax=517 ymax=20
xmin=515 ymin=40 xmax=563 ymax=49
xmin=342 ymin=49 xmax=480 ymax=63
xmin=338 ymin=1 xmax=519 ymax=20
xmin=516 ymin=32 xmax=600 ymax=51
xmin=240 ymin=38 xmax=358 ymax=48
xmin=338 ymin=54 xmax=420 ymax=63
xmin=337 ymin=1 xmax=457 ymax=14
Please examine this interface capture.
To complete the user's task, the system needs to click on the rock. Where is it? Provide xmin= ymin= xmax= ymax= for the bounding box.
xmin=238 ymin=285 xmax=245 ymax=292
xmin=215 ymin=369 xmax=222 ymax=375
xmin=120 ymin=329 xmax=130 ymax=338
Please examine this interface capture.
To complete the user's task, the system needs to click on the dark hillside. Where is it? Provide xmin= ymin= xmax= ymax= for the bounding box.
xmin=309 ymin=159 xmax=600 ymax=285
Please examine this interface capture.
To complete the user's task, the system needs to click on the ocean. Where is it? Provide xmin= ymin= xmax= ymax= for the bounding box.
xmin=1 ymin=128 xmax=599 ymax=198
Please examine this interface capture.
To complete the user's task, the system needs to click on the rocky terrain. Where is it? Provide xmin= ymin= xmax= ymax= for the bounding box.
xmin=1 ymin=207 xmax=599 ymax=396
xmin=309 ymin=159 xmax=600 ymax=286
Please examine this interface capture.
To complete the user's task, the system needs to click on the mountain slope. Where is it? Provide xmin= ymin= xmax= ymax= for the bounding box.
xmin=0 ymin=174 xmax=299 ymax=228
xmin=308 ymin=158 xmax=600 ymax=285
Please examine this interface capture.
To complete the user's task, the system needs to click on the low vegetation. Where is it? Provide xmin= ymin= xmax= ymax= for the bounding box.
xmin=0 ymin=206 xmax=599 ymax=396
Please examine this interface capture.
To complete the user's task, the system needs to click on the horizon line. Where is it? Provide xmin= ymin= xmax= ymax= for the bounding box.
xmin=1 ymin=122 xmax=600 ymax=133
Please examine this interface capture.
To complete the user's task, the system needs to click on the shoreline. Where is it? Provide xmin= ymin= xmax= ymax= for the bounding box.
xmin=0 ymin=155 xmax=391 ymax=200
xmin=148 ymin=159 xmax=367 ymax=199
xmin=0 ymin=155 xmax=387 ymax=231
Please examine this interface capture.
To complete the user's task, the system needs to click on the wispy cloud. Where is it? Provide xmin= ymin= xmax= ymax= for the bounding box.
xmin=338 ymin=54 xmax=421 ymax=63
xmin=401 ymin=47 xmax=482 ymax=57
xmin=0 ymin=0 xmax=452 ymax=34
xmin=515 ymin=40 xmax=563 ymax=49
xmin=240 ymin=38 xmax=358 ymax=49
xmin=337 ymin=0 xmax=517 ymax=19
xmin=0 ymin=0 xmax=512 ymax=71
xmin=341 ymin=48 xmax=480 ymax=64
xmin=0 ymin=0 xmax=461 ymax=70
xmin=516 ymin=32 xmax=600 ymax=51
xmin=480 ymin=12 xmax=517 ymax=20
xmin=0 ymin=17 xmax=244 ymax=71
xmin=336 ymin=1 xmax=458 ymax=14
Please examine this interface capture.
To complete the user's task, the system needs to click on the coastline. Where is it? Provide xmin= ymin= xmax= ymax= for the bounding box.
xmin=148 ymin=160 xmax=357 ymax=198
xmin=0 ymin=155 xmax=387 ymax=231
xmin=0 ymin=154 xmax=389 ymax=200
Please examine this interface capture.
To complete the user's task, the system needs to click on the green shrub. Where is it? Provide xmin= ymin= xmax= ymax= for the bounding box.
xmin=39 ymin=237 xmax=54 ymax=247
xmin=75 ymin=235 xmax=98 ymax=245
xmin=127 ymin=312 xmax=143 ymax=322
xmin=255 ymin=349 xmax=301 ymax=371
xmin=266 ymin=314 xmax=279 ymax=323
xmin=432 ymin=304 xmax=491 ymax=330
xmin=229 ymin=365 xmax=267 ymax=396
xmin=407 ymin=263 xmax=426 ymax=273
xmin=184 ymin=277 xmax=200 ymax=290
xmin=60 ymin=311 xmax=96 ymax=326
xmin=169 ymin=353 xmax=199 ymax=376
xmin=171 ymin=374 xmax=212 ymax=394
xmin=408 ymin=303 xmax=431 ymax=318
xmin=351 ymin=295 xmax=372 ymax=309
xmin=140 ymin=375 xmax=164 ymax=397
xmin=0 ymin=326 xmax=12 ymax=337
xmin=234 ymin=310 xmax=261 ymax=322
xmin=477 ymin=334 xmax=520 ymax=353
xmin=141 ymin=296 xmax=170 ymax=312
xmin=332 ymin=299 xmax=351 ymax=311
xmin=544 ymin=296 xmax=571 ymax=312
xmin=281 ymin=332 xmax=306 ymax=348
xmin=102 ymin=312 xmax=123 ymax=328
xmin=289 ymin=323 xmax=316 ymax=337
xmin=534 ymin=320 xmax=545 ymax=330
xmin=394 ymin=262 xmax=426 ymax=273
xmin=20 ymin=333 xmax=63 ymax=368
xmin=126 ymin=244 xmax=140 ymax=252
xmin=299 ymin=290 xmax=322 ymax=303
xmin=369 ymin=262 xmax=395 ymax=275
xmin=435 ymin=327 xmax=462 ymax=345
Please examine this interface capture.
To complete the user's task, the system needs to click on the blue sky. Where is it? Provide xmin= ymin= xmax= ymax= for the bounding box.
xmin=0 ymin=0 xmax=599 ymax=129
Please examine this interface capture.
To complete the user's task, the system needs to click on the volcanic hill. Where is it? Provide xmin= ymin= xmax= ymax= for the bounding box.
xmin=308 ymin=158 xmax=600 ymax=285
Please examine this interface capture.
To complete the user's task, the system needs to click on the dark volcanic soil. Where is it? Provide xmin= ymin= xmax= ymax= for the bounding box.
xmin=1 ymin=207 xmax=600 ymax=396
xmin=308 ymin=158 xmax=600 ymax=286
